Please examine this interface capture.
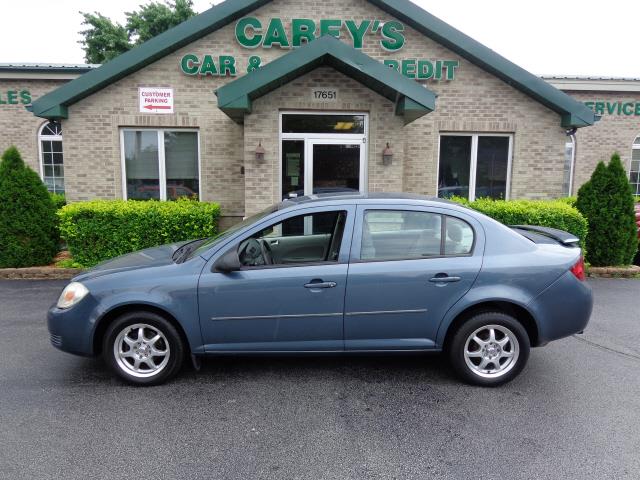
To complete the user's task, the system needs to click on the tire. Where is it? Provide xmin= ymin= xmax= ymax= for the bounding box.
xmin=102 ymin=311 xmax=185 ymax=386
xmin=447 ymin=311 xmax=530 ymax=387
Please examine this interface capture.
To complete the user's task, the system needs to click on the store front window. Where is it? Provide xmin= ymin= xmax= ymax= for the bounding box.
xmin=121 ymin=129 xmax=199 ymax=200
xmin=281 ymin=113 xmax=367 ymax=200
xmin=39 ymin=121 xmax=64 ymax=194
xmin=631 ymin=136 xmax=640 ymax=196
xmin=438 ymin=134 xmax=512 ymax=201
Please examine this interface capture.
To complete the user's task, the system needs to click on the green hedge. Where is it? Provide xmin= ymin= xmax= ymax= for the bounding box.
xmin=451 ymin=197 xmax=588 ymax=250
xmin=49 ymin=193 xmax=66 ymax=210
xmin=58 ymin=199 xmax=221 ymax=267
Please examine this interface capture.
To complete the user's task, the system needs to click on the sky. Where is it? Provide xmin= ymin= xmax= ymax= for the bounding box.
xmin=1 ymin=0 xmax=638 ymax=77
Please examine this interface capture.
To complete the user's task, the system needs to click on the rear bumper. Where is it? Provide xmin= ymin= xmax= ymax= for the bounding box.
xmin=527 ymin=271 xmax=593 ymax=345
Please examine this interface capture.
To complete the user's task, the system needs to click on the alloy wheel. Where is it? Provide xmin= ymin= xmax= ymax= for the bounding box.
xmin=113 ymin=323 xmax=171 ymax=378
xmin=463 ymin=324 xmax=520 ymax=378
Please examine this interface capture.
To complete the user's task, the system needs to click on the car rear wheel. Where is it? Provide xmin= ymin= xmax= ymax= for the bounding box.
xmin=447 ymin=312 xmax=530 ymax=387
xmin=103 ymin=311 xmax=185 ymax=386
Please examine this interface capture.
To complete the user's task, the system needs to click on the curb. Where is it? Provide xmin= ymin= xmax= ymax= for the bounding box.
xmin=588 ymin=265 xmax=640 ymax=278
xmin=0 ymin=267 xmax=82 ymax=280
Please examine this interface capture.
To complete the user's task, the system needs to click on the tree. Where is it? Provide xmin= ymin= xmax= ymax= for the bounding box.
xmin=79 ymin=0 xmax=196 ymax=64
xmin=576 ymin=153 xmax=638 ymax=266
xmin=0 ymin=147 xmax=59 ymax=268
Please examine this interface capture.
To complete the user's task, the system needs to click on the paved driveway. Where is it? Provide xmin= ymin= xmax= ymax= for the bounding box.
xmin=0 ymin=279 xmax=638 ymax=479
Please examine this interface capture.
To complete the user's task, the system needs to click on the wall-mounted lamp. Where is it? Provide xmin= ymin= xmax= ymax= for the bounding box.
xmin=382 ymin=142 xmax=393 ymax=165
xmin=255 ymin=141 xmax=265 ymax=163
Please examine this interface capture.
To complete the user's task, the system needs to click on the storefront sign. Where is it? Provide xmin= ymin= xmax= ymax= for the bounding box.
xmin=584 ymin=101 xmax=640 ymax=116
xmin=235 ymin=17 xmax=405 ymax=51
xmin=179 ymin=17 xmax=459 ymax=81
xmin=0 ymin=89 xmax=31 ymax=105
xmin=310 ymin=88 xmax=338 ymax=102
xmin=139 ymin=87 xmax=174 ymax=113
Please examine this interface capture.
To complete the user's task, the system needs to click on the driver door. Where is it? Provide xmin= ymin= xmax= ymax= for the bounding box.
xmin=198 ymin=206 xmax=355 ymax=352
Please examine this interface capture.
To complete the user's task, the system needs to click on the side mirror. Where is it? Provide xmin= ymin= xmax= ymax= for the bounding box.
xmin=213 ymin=247 xmax=242 ymax=273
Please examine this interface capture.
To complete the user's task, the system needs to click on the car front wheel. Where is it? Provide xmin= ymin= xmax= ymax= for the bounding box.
xmin=103 ymin=311 xmax=185 ymax=386
xmin=448 ymin=312 xmax=530 ymax=387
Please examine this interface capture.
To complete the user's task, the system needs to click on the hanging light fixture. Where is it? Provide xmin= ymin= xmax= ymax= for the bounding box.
xmin=382 ymin=142 xmax=393 ymax=165
xmin=255 ymin=141 xmax=265 ymax=163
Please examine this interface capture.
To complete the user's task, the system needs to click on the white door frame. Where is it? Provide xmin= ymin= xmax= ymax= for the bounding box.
xmin=279 ymin=111 xmax=369 ymax=199
xmin=305 ymin=138 xmax=366 ymax=196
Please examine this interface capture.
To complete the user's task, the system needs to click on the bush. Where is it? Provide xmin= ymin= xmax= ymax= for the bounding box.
xmin=556 ymin=196 xmax=577 ymax=208
xmin=451 ymin=197 xmax=588 ymax=249
xmin=58 ymin=199 xmax=221 ymax=267
xmin=576 ymin=153 xmax=637 ymax=266
xmin=49 ymin=192 xmax=66 ymax=210
xmin=0 ymin=146 xmax=59 ymax=267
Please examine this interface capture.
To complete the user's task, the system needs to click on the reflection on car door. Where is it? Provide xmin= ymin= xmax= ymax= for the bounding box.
xmin=198 ymin=206 xmax=355 ymax=352
xmin=344 ymin=205 xmax=483 ymax=350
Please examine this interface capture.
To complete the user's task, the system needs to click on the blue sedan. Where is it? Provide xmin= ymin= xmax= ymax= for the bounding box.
xmin=48 ymin=193 xmax=592 ymax=387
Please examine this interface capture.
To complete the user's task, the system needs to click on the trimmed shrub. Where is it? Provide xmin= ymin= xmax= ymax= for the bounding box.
xmin=451 ymin=197 xmax=588 ymax=249
xmin=50 ymin=193 xmax=66 ymax=210
xmin=0 ymin=146 xmax=59 ymax=267
xmin=576 ymin=153 xmax=637 ymax=266
xmin=556 ymin=196 xmax=577 ymax=208
xmin=58 ymin=199 xmax=221 ymax=267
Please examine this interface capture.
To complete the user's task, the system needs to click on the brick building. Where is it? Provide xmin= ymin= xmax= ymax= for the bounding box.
xmin=1 ymin=0 xmax=638 ymax=224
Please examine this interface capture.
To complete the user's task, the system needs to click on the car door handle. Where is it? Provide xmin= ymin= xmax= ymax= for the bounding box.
xmin=304 ymin=280 xmax=337 ymax=289
xmin=429 ymin=274 xmax=461 ymax=283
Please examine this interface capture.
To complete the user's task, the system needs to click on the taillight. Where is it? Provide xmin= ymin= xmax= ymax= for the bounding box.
xmin=570 ymin=256 xmax=586 ymax=281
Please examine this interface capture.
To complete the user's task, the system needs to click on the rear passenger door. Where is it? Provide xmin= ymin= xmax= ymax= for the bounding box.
xmin=344 ymin=205 xmax=484 ymax=350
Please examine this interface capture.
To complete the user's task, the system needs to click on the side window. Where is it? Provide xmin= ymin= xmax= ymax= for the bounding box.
xmin=360 ymin=210 xmax=475 ymax=261
xmin=238 ymin=210 xmax=347 ymax=267
xmin=361 ymin=210 xmax=442 ymax=260
xmin=444 ymin=216 xmax=474 ymax=255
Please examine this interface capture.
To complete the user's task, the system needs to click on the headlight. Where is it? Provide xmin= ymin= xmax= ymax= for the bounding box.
xmin=57 ymin=282 xmax=89 ymax=309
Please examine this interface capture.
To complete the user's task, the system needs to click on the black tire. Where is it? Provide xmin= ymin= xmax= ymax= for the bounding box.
xmin=102 ymin=311 xmax=185 ymax=386
xmin=447 ymin=311 xmax=530 ymax=387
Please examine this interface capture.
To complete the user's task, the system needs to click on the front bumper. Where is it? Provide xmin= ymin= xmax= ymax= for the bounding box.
xmin=47 ymin=296 xmax=100 ymax=357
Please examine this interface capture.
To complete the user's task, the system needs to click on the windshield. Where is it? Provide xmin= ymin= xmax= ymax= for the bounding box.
xmin=187 ymin=204 xmax=279 ymax=259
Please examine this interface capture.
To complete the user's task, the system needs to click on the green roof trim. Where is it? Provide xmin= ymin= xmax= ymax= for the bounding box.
xmin=31 ymin=0 xmax=271 ymax=119
xmin=368 ymin=0 xmax=595 ymax=128
xmin=216 ymin=35 xmax=436 ymax=124
xmin=31 ymin=0 xmax=594 ymax=127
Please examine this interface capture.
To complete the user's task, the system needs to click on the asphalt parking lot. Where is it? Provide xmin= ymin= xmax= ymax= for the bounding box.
xmin=0 ymin=279 xmax=639 ymax=479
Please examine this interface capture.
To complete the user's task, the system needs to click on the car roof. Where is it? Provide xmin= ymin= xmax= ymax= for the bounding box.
xmin=279 ymin=192 xmax=463 ymax=210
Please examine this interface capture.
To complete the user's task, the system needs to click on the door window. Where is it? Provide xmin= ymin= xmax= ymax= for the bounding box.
xmin=312 ymin=144 xmax=360 ymax=194
xmin=238 ymin=210 xmax=347 ymax=267
xmin=361 ymin=210 xmax=474 ymax=261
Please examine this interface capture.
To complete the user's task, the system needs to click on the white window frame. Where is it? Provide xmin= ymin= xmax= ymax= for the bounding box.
xmin=436 ymin=133 xmax=513 ymax=201
xmin=120 ymin=128 xmax=201 ymax=201
xmin=279 ymin=111 xmax=369 ymax=199
xmin=631 ymin=136 xmax=640 ymax=196
xmin=38 ymin=121 xmax=64 ymax=193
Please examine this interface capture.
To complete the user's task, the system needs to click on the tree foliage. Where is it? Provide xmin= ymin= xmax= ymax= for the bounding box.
xmin=0 ymin=147 xmax=59 ymax=268
xmin=79 ymin=0 xmax=196 ymax=64
xmin=576 ymin=153 xmax=638 ymax=266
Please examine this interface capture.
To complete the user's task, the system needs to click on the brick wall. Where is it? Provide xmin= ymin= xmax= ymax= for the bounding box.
xmin=0 ymin=79 xmax=67 ymax=172
xmin=564 ymin=91 xmax=640 ymax=191
xmin=61 ymin=0 xmax=571 ymax=217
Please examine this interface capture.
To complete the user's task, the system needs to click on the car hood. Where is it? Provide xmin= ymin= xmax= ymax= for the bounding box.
xmin=73 ymin=241 xmax=189 ymax=282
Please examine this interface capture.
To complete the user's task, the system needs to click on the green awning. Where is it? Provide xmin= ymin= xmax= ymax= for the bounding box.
xmin=215 ymin=35 xmax=436 ymax=125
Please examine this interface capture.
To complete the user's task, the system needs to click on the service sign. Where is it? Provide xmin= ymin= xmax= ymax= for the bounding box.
xmin=139 ymin=87 xmax=174 ymax=113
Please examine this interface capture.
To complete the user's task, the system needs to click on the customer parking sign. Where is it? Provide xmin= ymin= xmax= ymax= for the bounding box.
xmin=139 ymin=87 xmax=174 ymax=113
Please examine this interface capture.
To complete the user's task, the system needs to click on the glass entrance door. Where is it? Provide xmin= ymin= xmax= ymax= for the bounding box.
xmin=281 ymin=113 xmax=367 ymax=200
xmin=307 ymin=140 xmax=363 ymax=196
